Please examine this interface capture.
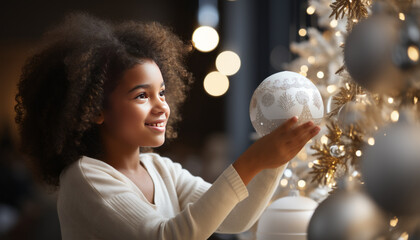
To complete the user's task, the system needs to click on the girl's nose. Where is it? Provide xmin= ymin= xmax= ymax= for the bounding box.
xmin=152 ymin=97 xmax=169 ymax=115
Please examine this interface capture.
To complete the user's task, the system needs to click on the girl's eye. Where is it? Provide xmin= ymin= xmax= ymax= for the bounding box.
xmin=136 ymin=92 xmax=147 ymax=99
xmin=159 ymin=90 xmax=165 ymax=97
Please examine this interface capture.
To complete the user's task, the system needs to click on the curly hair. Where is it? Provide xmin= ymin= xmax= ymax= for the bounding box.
xmin=15 ymin=13 xmax=193 ymax=187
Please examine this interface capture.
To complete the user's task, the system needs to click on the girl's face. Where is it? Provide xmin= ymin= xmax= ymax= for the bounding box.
xmin=101 ymin=60 xmax=170 ymax=148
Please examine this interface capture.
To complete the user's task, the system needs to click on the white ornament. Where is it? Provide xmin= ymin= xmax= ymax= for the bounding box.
xmin=250 ymin=71 xmax=324 ymax=136
xmin=256 ymin=194 xmax=318 ymax=240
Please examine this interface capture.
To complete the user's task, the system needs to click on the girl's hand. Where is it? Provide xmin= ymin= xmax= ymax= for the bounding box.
xmin=233 ymin=116 xmax=320 ymax=185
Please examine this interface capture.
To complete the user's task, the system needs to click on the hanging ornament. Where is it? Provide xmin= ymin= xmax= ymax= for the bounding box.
xmin=326 ymin=94 xmax=341 ymax=116
xmin=257 ymin=191 xmax=318 ymax=240
xmin=344 ymin=13 xmax=406 ymax=95
xmin=329 ymin=144 xmax=346 ymax=158
xmin=307 ymin=189 xmax=388 ymax=240
xmin=249 ymin=71 xmax=324 ymax=137
xmin=337 ymin=94 xmax=368 ymax=129
xmin=361 ymin=119 xmax=420 ymax=217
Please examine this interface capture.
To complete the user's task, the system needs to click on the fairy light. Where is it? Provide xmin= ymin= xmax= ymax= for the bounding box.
xmin=203 ymin=71 xmax=229 ymax=97
xmin=327 ymin=85 xmax=337 ymax=93
xmin=355 ymin=150 xmax=362 ymax=157
xmin=317 ymin=71 xmax=324 ymax=79
xmin=320 ymin=135 xmax=329 ymax=145
xmin=414 ymin=96 xmax=418 ymax=104
xmin=407 ymin=45 xmax=419 ymax=62
xmin=335 ymin=31 xmax=341 ymax=37
xmin=399 ymin=13 xmax=406 ymax=21
xmin=400 ymin=232 xmax=409 ymax=240
xmin=368 ymin=137 xmax=375 ymax=146
xmin=330 ymin=19 xmax=338 ymax=28
xmin=215 ymin=51 xmax=241 ymax=76
xmin=388 ymin=97 xmax=394 ymax=104
xmin=352 ymin=19 xmax=358 ymax=23
xmin=284 ymin=169 xmax=293 ymax=178
xmin=313 ymin=160 xmax=320 ymax=165
xmin=345 ymin=82 xmax=351 ymax=89
xmin=300 ymin=65 xmax=309 ymax=72
xmin=192 ymin=26 xmax=219 ymax=52
xmin=299 ymin=71 xmax=307 ymax=77
xmin=390 ymin=216 xmax=398 ymax=227
xmin=308 ymin=56 xmax=315 ymax=64
xmin=299 ymin=28 xmax=307 ymax=37
xmin=391 ymin=110 xmax=399 ymax=122
xmin=308 ymin=162 xmax=314 ymax=168
xmin=280 ymin=179 xmax=288 ymax=187
xmin=298 ymin=180 xmax=306 ymax=188
xmin=306 ymin=5 xmax=316 ymax=15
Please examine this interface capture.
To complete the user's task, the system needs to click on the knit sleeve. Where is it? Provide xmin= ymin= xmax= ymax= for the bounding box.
xmin=158 ymin=155 xmax=287 ymax=233
xmin=73 ymin=160 xmax=249 ymax=240
xmin=216 ymin=164 xmax=287 ymax=233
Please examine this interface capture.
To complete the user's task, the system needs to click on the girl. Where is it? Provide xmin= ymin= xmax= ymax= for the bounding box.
xmin=15 ymin=13 xmax=320 ymax=239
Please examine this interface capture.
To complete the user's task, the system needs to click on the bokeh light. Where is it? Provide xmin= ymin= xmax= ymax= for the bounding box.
xmin=407 ymin=45 xmax=419 ymax=62
xmin=306 ymin=5 xmax=316 ymax=15
xmin=192 ymin=26 xmax=219 ymax=52
xmin=203 ymin=71 xmax=229 ymax=96
xmin=215 ymin=51 xmax=241 ymax=76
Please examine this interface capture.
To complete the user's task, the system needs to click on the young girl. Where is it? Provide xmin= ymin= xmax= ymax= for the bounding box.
xmin=15 ymin=13 xmax=320 ymax=239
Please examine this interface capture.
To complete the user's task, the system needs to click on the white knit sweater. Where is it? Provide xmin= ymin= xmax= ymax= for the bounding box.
xmin=57 ymin=153 xmax=286 ymax=239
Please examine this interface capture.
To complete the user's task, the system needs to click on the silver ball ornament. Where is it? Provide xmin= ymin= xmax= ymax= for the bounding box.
xmin=362 ymin=122 xmax=420 ymax=216
xmin=307 ymin=189 xmax=387 ymax=240
xmin=344 ymin=14 xmax=405 ymax=95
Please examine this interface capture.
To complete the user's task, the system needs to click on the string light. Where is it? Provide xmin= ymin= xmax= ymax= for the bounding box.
xmin=300 ymin=65 xmax=309 ymax=72
xmin=414 ymin=96 xmax=418 ymax=104
xmin=368 ymin=137 xmax=375 ymax=146
xmin=355 ymin=150 xmax=362 ymax=157
xmin=306 ymin=5 xmax=316 ymax=15
xmin=215 ymin=51 xmax=241 ymax=76
xmin=320 ymin=135 xmax=329 ymax=145
xmin=299 ymin=71 xmax=307 ymax=77
xmin=400 ymin=232 xmax=409 ymax=240
xmin=317 ymin=71 xmax=324 ymax=79
xmin=335 ymin=31 xmax=341 ymax=37
xmin=203 ymin=71 xmax=229 ymax=96
xmin=299 ymin=28 xmax=307 ymax=37
xmin=390 ymin=216 xmax=398 ymax=227
xmin=399 ymin=13 xmax=406 ymax=21
xmin=298 ymin=180 xmax=306 ymax=188
xmin=192 ymin=26 xmax=219 ymax=52
xmin=327 ymin=85 xmax=337 ymax=93
xmin=330 ymin=19 xmax=338 ymax=28
xmin=308 ymin=56 xmax=315 ymax=64
xmin=308 ymin=162 xmax=314 ymax=168
xmin=280 ymin=179 xmax=288 ymax=187
xmin=388 ymin=97 xmax=394 ymax=104
xmin=407 ymin=45 xmax=419 ymax=62
xmin=284 ymin=169 xmax=293 ymax=178
xmin=391 ymin=110 xmax=399 ymax=122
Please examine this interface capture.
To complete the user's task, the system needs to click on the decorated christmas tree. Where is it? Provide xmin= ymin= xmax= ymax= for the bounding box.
xmin=258 ymin=0 xmax=420 ymax=239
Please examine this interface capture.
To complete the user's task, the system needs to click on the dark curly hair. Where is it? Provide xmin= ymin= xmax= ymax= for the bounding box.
xmin=15 ymin=13 xmax=193 ymax=187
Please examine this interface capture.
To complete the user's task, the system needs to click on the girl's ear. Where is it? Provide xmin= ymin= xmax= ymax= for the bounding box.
xmin=95 ymin=112 xmax=104 ymax=125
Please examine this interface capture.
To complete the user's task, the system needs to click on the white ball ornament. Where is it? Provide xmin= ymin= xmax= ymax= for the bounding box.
xmin=256 ymin=194 xmax=318 ymax=240
xmin=250 ymin=71 xmax=324 ymax=137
